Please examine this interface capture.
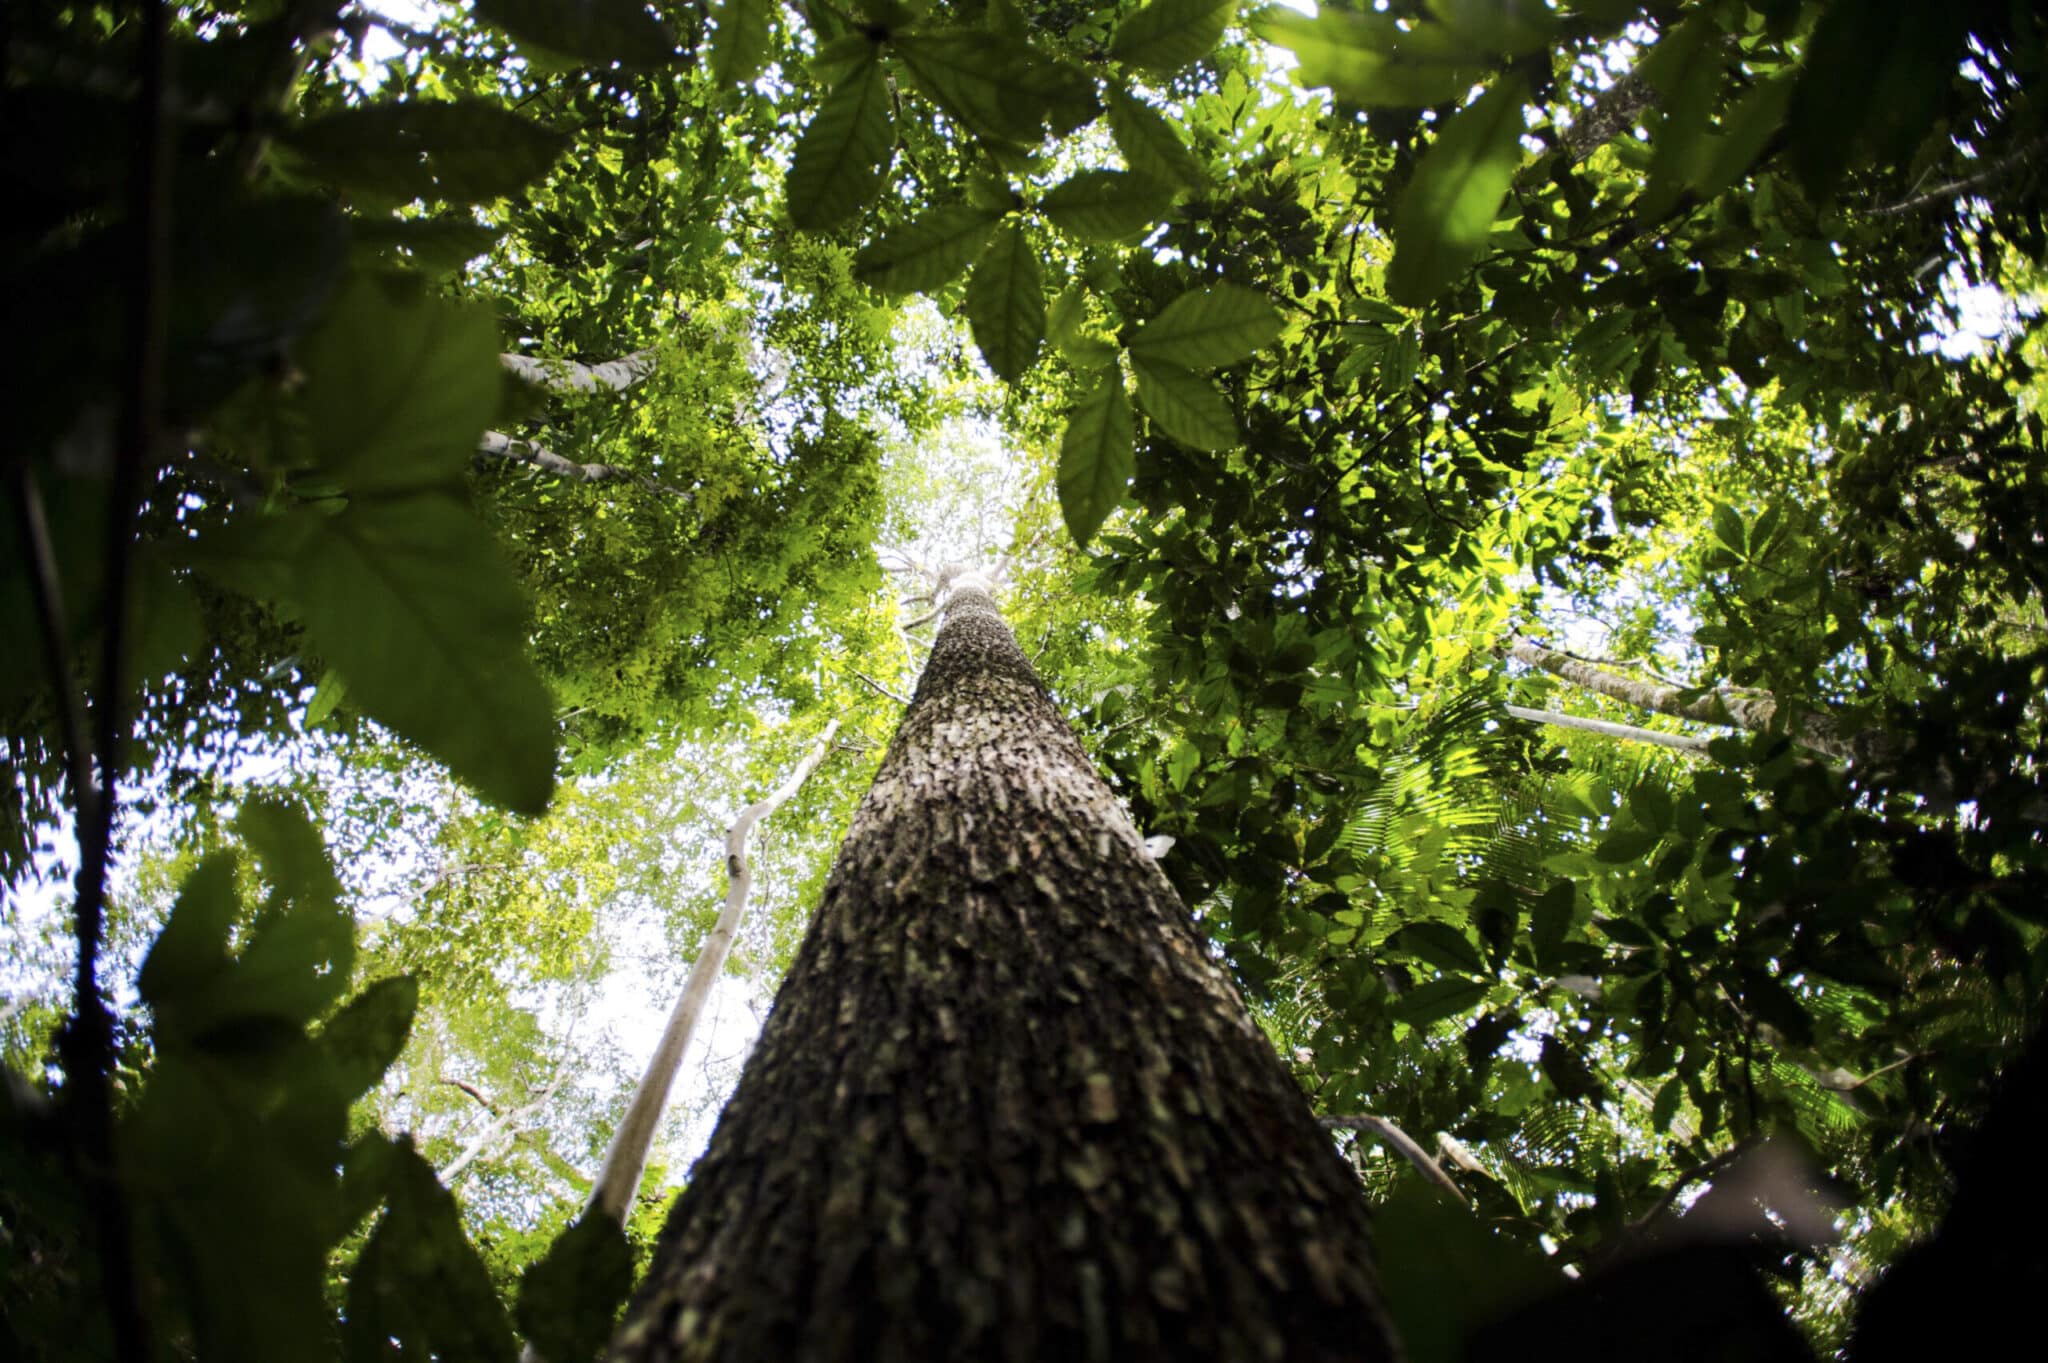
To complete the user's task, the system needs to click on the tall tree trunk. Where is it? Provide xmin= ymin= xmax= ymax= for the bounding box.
xmin=611 ymin=576 xmax=1397 ymax=1363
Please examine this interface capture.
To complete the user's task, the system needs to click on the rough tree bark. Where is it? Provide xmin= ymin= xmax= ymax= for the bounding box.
xmin=611 ymin=575 xmax=1397 ymax=1363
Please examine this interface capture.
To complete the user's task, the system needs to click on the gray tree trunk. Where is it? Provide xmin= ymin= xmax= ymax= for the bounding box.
xmin=611 ymin=579 xmax=1397 ymax=1363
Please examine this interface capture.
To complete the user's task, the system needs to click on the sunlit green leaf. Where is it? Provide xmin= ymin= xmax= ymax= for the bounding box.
xmin=1106 ymin=87 xmax=1205 ymax=190
xmin=1129 ymin=283 xmax=1283 ymax=369
xmin=709 ymin=0 xmax=773 ymax=87
xmin=852 ymin=204 xmax=1005 ymax=295
xmin=1132 ymin=356 xmax=1237 ymax=450
xmin=1057 ymin=374 xmax=1134 ymax=547
xmin=1110 ymin=0 xmax=1236 ymax=78
xmin=1039 ymin=169 xmax=1175 ymax=243
xmin=965 ymin=224 xmax=1045 ymax=382
xmin=299 ymin=274 xmax=501 ymax=495
xmin=1250 ymin=7 xmax=1485 ymax=107
xmin=787 ymin=55 xmax=895 ymax=231
xmin=1385 ymin=74 xmax=1528 ymax=305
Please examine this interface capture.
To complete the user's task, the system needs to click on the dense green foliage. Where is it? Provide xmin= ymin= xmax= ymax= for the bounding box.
xmin=4 ymin=0 xmax=2044 ymax=1358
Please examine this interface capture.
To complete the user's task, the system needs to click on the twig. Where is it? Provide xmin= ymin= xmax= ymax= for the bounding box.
xmin=439 ymin=1077 xmax=498 ymax=1114
xmin=850 ymin=670 xmax=911 ymax=706
xmin=1320 ymin=1114 xmax=1469 ymax=1206
xmin=1871 ymin=133 xmax=2048 ymax=216
xmin=1622 ymin=1136 xmax=1759 ymax=1239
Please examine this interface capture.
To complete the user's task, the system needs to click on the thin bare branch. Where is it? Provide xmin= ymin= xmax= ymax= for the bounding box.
xmin=1320 ymin=1114 xmax=1468 ymax=1206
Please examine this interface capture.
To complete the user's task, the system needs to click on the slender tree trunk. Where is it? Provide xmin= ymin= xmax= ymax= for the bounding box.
xmin=611 ymin=577 xmax=1397 ymax=1363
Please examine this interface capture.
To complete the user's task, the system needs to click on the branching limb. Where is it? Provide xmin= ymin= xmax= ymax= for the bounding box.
xmin=850 ymin=670 xmax=911 ymax=706
xmin=442 ymin=1066 xmax=574 ymax=1183
xmin=1320 ymin=1114 xmax=1469 ymax=1206
xmin=1504 ymin=704 xmax=1714 ymax=754
xmin=475 ymin=431 xmax=691 ymax=499
xmin=500 ymin=348 xmax=659 ymax=394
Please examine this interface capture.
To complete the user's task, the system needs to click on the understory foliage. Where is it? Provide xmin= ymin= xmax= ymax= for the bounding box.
xmin=3 ymin=0 xmax=2044 ymax=1359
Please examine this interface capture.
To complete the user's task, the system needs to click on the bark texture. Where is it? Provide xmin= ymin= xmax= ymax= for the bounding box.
xmin=612 ymin=582 xmax=1397 ymax=1363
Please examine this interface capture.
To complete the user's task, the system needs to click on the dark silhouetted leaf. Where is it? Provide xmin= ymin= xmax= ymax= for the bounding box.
xmin=517 ymin=1213 xmax=634 ymax=1363
xmin=787 ymin=54 xmax=895 ymax=230
xmin=1386 ymin=74 xmax=1528 ymax=306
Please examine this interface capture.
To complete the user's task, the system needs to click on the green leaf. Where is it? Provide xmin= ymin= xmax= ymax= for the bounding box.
xmin=1057 ymin=374 xmax=1135 ymax=547
xmin=852 ymin=204 xmax=1005 ymax=295
xmin=1249 ymin=7 xmax=1484 ymax=108
xmin=709 ymin=0 xmax=773 ymax=87
xmin=351 ymin=217 xmax=503 ymax=276
xmin=1593 ymin=828 xmax=1660 ymax=864
xmin=344 ymin=1139 xmax=518 ymax=1363
xmin=1540 ymin=1033 xmax=1605 ymax=1101
xmin=892 ymin=30 xmax=1092 ymax=147
xmin=1106 ymin=87 xmax=1204 ymax=190
xmin=1039 ymin=169 xmax=1175 ymax=243
xmin=516 ymin=1213 xmax=635 ymax=1363
xmin=1132 ymin=357 xmax=1237 ymax=450
xmin=225 ymin=796 xmax=354 ymax=1026
xmin=1390 ymin=921 xmax=1490 ymax=977
xmin=1710 ymin=501 xmax=1746 ymax=555
xmin=299 ymin=273 xmax=501 ymax=495
xmin=290 ymin=496 xmax=558 ymax=814
xmin=318 ymin=977 xmax=420 ymax=1102
xmin=472 ymin=0 xmax=677 ymax=68
xmin=1628 ymin=781 xmax=1675 ymax=835
xmin=283 ymin=100 xmax=569 ymax=205
xmin=137 ymin=852 xmax=240 ymax=1015
xmin=787 ymin=56 xmax=896 ymax=231
xmin=1651 ymin=1075 xmax=1684 ymax=1132
xmin=1373 ymin=1179 xmax=1559 ymax=1363
xmin=1129 ymin=283 xmax=1283 ymax=369
xmin=305 ymin=669 xmax=347 ymax=727
xmin=1385 ymin=74 xmax=1528 ymax=306
xmin=1389 ymin=977 xmax=1491 ymax=1027
xmin=965 ymin=224 xmax=1045 ymax=382
xmin=1639 ymin=13 xmax=1725 ymax=218
xmin=1529 ymin=880 xmax=1575 ymax=969
xmin=1109 ymin=0 xmax=1236 ymax=78
xmin=1166 ymin=738 xmax=1201 ymax=791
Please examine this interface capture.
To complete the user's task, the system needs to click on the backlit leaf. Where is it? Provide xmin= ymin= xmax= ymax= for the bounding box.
xmin=1110 ymin=0 xmax=1236 ymax=78
xmin=1057 ymin=374 xmax=1134 ymax=547
xmin=1040 ymin=169 xmax=1175 ymax=243
xmin=1106 ymin=87 xmax=1205 ymax=190
xmin=472 ymin=0 xmax=677 ymax=68
xmin=965 ymin=224 xmax=1046 ymax=382
xmin=788 ymin=55 xmax=895 ymax=230
xmin=709 ymin=0 xmax=773 ymax=87
xmin=283 ymin=100 xmax=569 ymax=205
xmin=1129 ymin=283 xmax=1283 ymax=369
xmin=853 ymin=204 xmax=1005 ymax=295
xmin=1132 ymin=356 xmax=1237 ymax=450
xmin=1386 ymin=74 xmax=1528 ymax=305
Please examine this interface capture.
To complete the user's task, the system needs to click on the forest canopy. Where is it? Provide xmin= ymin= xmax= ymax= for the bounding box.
xmin=3 ymin=0 xmax=2044 ymax=1359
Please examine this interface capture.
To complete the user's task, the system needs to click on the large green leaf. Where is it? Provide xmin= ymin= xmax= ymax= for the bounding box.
xmin=892 ymin=29 xmax=1092 ymax=147
xmin=1385 ymin=74 xmax=1528 ymax=306
xmin=516 ymin=1213 xmax=635 ymax=1363
xmin=299 ymin=274 xmax=501 ymax=495
xmin=345 ymin=1139 xmax=519 ymax=1362
xmin=787 ymin=55 xmax=895 ymax=231
xmin=1128 ymin=283 xmax=1283 ymax=369
xmin=1057 ymin=374 xmax=1134 ymax=547
xmin=318 ymin=977 xmax=420 ymax=1103
xmin=1107 ymin=87 xmax=1204 ymax=190
xmin=1373 ymin=1180 xmax=1558 ymax=1363
xmin=965 ymin=224 xmax=1045 ymax=382
xmin=283 ymin=100 xmax=569 ymax=205
xmin=1109 ymin=0 xmax=1236 ymax=77
xmin=1040 ymin=169 xmax=1175 ymax=243
xmin=1250 ymin=7 xmax=1485 ymax=108
xmin=472 ymin=0 xmax=676 ymax=68
xmin=852 ymin=204 xmax=1004 ymax=295
xmin=1132 ymin=356 xmax=1237 ymax=450
xmin=292 ymin=496 xmax=557 ymax=815
xmin=709 ymin=0 xmax=774 ymax=87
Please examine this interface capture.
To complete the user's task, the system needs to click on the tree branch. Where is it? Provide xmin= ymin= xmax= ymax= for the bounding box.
xmin=1504 ymin=703 xmax=1714 ymax=754
xmin=1871 ymin=133 xmax=2048 ymax=216
xmin=475 ymin=431 xmax=691 ymax=499
xmin=500 ymin=348 xmax=659 ymax=394
xmin=1320 ymin=1114 xmax=1469 ymax=1206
